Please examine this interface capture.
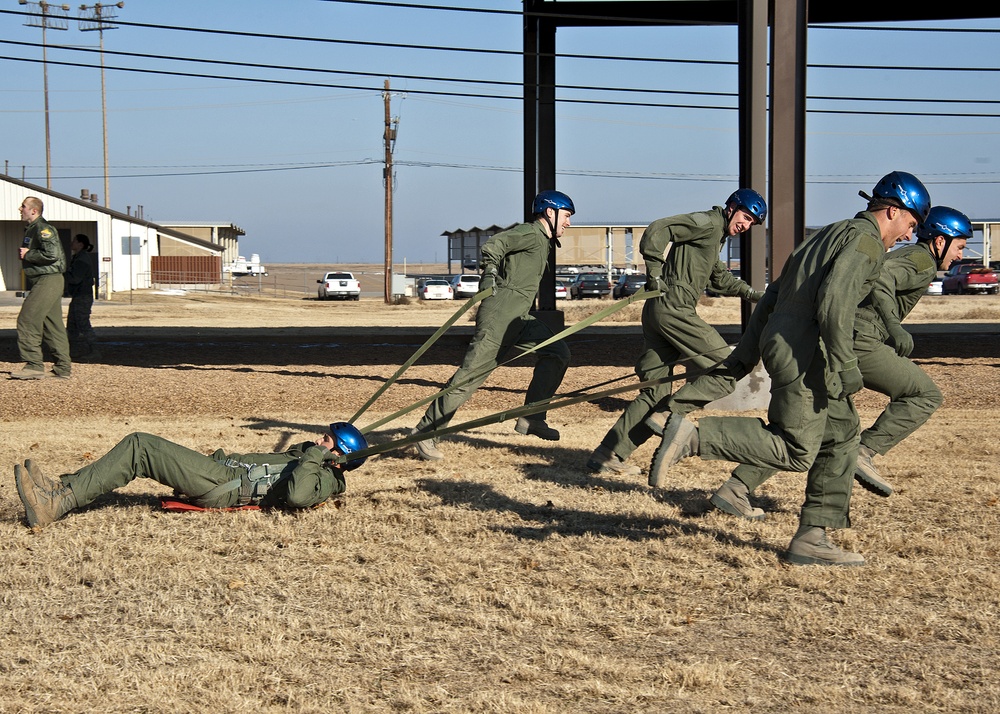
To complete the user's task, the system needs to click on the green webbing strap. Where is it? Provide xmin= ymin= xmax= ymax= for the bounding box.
xmin=357 ymin=288 xmax=661 ymax=435
xmin=332 ymin=352 xmax=725 ymax=466
xmin=348 ymin=288 xmax=490 ymax=424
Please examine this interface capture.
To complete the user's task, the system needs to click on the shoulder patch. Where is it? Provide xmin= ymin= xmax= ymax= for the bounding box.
xmin=909 ymin=249 xmax=936 ymax=273
xmin=855 ymin=235 xmax=883 ymax=263
xmin=39 ymin=228 xmax=54 ymax=239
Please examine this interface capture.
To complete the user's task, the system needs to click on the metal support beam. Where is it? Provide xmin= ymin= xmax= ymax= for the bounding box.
xmin=768 ymin=0 xmax=808 ymax=279
xmin=524 ymin=0 xmax=561 ymax=324
xmin=738 ymin=0 xmax=769 ymax=326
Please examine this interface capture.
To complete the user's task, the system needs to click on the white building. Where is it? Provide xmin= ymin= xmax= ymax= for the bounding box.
xmin=1 ymin=174 xmax=226 ymax=295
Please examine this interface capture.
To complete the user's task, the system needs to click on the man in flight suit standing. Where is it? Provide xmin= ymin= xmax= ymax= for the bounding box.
xmin=649 ymin=171 xmax=931 ymax=566
xmin=585 ymin=189 xmax=767 ymax=476
xmin=708 ymin=205 xmax=971 ymax=520
xmin=410 ymin=191 xmax=574 ymax=461
xmin=13 ymin=196 xmax=71 ymax=380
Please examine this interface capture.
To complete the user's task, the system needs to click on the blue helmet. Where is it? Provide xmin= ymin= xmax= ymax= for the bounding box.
xmin=726 ymin=188 xmax=767 ymax=224
xmin=329 ymin=422 xmax=368 ymax=471
xmin=532 ymin=190 xmax=575 ymax=216
xmin=871 ymin=171 xmax=931 ymax=222
xmin=917 ymin=206 xmax=973 ymax=241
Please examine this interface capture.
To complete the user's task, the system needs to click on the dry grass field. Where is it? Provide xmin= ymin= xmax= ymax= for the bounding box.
xmin=1 ymin=284 xmax=999 ymax=712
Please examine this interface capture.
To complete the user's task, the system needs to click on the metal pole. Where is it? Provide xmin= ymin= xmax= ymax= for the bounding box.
xmin=384 ymin=80 xmax=391 ymax=303
xmin=79 ymin=2 xmax=123 ymax=208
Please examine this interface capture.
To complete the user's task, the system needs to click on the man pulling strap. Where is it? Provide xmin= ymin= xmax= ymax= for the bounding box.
xmin=14 ymin=423 xmax=368 ymax=528
xmin=410 ymin=190 xmax=575 ymax=461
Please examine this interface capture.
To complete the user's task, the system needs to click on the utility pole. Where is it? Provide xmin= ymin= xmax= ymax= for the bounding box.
xmin=78 ymin=1 xmax=123 ymax=209
xmin=19 ymin=0 xmax=71 ymax=189
xmin=382 ymin=79 xmax=399 ymax=304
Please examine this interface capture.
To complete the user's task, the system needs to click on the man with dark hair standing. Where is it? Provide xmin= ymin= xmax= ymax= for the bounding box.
xmin=13 ymin=196 xmax=71 ymax=380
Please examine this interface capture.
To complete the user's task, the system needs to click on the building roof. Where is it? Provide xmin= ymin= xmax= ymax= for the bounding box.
xmin=1 ymin=174 xmax=222 ymax=253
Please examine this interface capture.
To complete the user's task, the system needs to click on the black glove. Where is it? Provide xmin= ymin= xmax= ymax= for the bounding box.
xmin=887 ymin=325 xmax=913 ymax=358
xmin=835 ymin=367 xmax=864 ymax=400
xmin=644 ymin=275 xmax=667 ymax=293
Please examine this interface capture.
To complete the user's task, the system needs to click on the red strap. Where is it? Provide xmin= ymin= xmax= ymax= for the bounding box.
xmin=159 ymin=498 xmax=260 ymax=512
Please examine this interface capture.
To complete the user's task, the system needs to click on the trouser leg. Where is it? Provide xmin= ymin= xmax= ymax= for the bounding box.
xmin=416 ymin=330 xmax=503 ymax=432
xmin=65 ymin=432 xmax=242 ymax=508
xmin=519 ymin=317 xmax=570 ymax=422
xmin=799 ymin=396 xmax=860 ymax=529
xmin=732 ymin=463 xmax=779 ymax=492
xmin=601 ymin=344 xmax=677 ymax=460
xmin=856 ymin=342 xmax=942 ymax=455
xmin=17 ymin=273 xmax=66 ymax=370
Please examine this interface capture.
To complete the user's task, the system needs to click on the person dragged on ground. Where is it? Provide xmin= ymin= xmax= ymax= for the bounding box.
xmin=14 ymin=422 xmax=368 ymax=528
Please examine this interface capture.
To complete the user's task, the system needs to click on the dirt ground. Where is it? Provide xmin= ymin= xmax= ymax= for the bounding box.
xmin=1 ymin=288 xmax=999 ymax=712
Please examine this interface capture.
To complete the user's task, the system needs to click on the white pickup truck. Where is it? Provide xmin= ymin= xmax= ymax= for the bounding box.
xmin=317 ymin=271 xmax=362 ymax=301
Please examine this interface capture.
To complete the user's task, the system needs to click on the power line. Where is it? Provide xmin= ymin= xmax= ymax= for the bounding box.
xmin=4 ymin=44 xmax=1000 ymax=117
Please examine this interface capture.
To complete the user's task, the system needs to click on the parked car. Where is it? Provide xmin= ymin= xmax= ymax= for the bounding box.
xmin=449 ymin=274 xmax=481 ymax=299
xmin=925 ymin=276 xmax=944 ymax=296
xmin=612 ymin=273 xmax=647 ymax=299
xmin=941 ymin=263 xmax=999 ymax=295
xmin=420 ymin=279 xmax=454 ymax=300
xmin=317 ymin=271 xmax=361 ymax=301
xmin=568 ymin=273 xmax=613 ymax=299
xmin=554 ymin=280 xmax=568 ymax=300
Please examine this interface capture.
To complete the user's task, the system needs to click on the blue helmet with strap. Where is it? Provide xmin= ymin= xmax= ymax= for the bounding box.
xmin=726 ymin=188 xmax=767 ymax=224
xmin=870 ymin=171 xmax=931 ymax=222
xmin=531 ymin=190 xmax=575 ymax=216
xmin=329 ymin=422 xmax=368 ymax=471
xmin=917 ymin=206 xmax=973 ymax=241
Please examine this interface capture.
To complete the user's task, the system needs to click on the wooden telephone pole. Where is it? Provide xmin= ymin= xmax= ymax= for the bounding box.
xmin=383 ymin=80 xmax=398 ymax=304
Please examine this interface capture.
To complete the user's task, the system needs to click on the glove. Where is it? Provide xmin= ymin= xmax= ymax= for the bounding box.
xmin=747 ymin=289 xmax=765 ymax=302
xmin=479 ymin=265 xmax=497 ymax=295
xmin=834 ymin=366 xmax=864 ymax=400
xmin=887 ymin=325 xmax=913 ymax=358
xmin=644 ymin=275 xmax=667 ymax=294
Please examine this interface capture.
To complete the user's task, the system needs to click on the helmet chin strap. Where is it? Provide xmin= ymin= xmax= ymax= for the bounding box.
xmin=542 ymin=209 xmax=561 ymax=246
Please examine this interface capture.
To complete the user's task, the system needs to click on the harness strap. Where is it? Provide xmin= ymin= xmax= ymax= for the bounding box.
xmin=349 ymin=288 xmax=490 ymax=424
xmin=196 ymin=461 xmax=289 ymax=507
xmin=358 ymin=288 xmax=661 ymax=435
xmin=332 ymin=350 xmax=726 ymax=465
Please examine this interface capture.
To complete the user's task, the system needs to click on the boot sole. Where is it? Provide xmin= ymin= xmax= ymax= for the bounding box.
xmin=854 ymin=470 xmax=893 ymax=497
xmin=514 ymin=420 xmax=559 ymax=441
xmin=14 ymin=466 xmax=41 ymax=528
xmin=585 ymin=458 xmax=641 ymax=477
xmin=785 ymin=551 xmax=865 ymax=567
xmin=709 ymin=491 xmax=765 ymax=521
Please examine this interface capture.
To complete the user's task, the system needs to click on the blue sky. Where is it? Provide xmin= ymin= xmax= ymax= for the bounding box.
xmin=2 ymin=1 xmax=998 ymax=263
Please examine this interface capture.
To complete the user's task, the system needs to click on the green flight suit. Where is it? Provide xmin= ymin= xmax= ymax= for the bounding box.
xmin=599 ymin=206 xmax=758 ymax=460
xmin=415 ymin=221 xmax=570 ymax=432
xmin=62 ymin=432 xmax=347 ymax=509
xmin=730 ymin=241 xmax=943 ymax=495
xmin=697 ymin=212 xmax=886 ymax=529
xmin=18 ymin=216 xmax=71 ymax=376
